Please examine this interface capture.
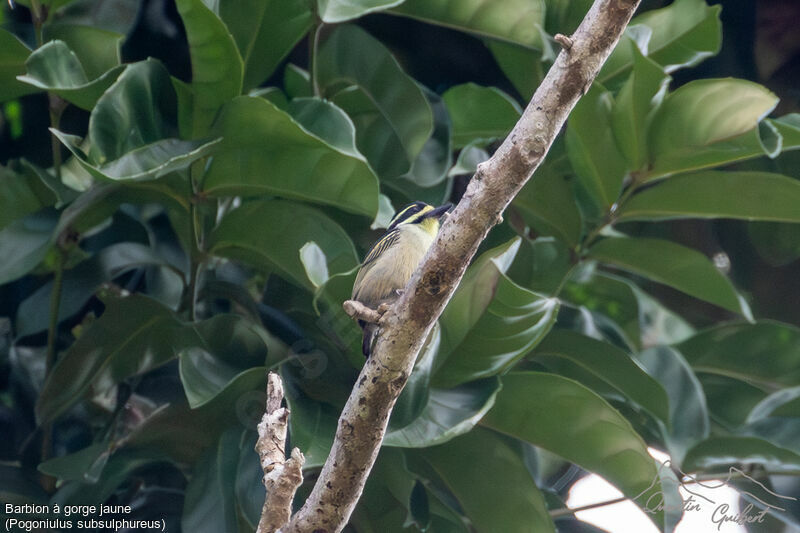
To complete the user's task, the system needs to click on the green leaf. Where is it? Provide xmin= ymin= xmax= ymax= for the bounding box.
xmin=701 ymin=374 xmax=767 ymax=429
xmin=683 ymin=436 xmax=800 ymax=472
xmin=175 ymin=0 xmax=243 ymax=137
xmin=43 ymin=23 xmax=123 ymax=80
xmin=203 ymin=96 xmax=379 ymax=218
xmin=182 ymin=429 xmax=240 ymax=533
xmin=532 ymin=330 xmax=670 ymax=425
xmin=236 ymin=432 xmax=265 ymax=528
xmin=434 ymin=273 xmax=558 ymax=388
xmin=749 ymin=221 xmax=800 ymax=267
xmin=318 ymin=0 xmax=404 ymax=23
xmin=599 ymin=0 xmax=722 ymax=83
xmin=443 ymin=83 xmax=521 ymax=148
xmin=317 ymin=25 xmax=433 ymax=179
xmin=619 ymin=171 xmax=800 ymax=223
xmin=421 ymin=427 xmax=555 ymax=533
xmin=0 ymin=29 xmax=36 ymax=102
xmin=88 ymin=59 xmax=177 ymax=162
xmin=631 ymin=0 xmax=721 ymax=72
xmin=284 ymin=379 xmax=338 ymax=469
xmin=566 ymin=84 xmax=627 ymax=209
xmin=747 ymin=386 xmax=800 ymax=422
xmin=0 ymin=164 xmax=57 ymax=231
xmin=0 ymin=211 xmax=57 ymax=285
xmin=284 ymin=63 xmax=312 ymax=99
xmin=218 ymin=0 xmax=312 ymax=90
xmin=385 ymin=378 xmax=501 ymax=448
xmin=486 ymin=40 xmax=543 ymax=100
xmin=647 ymin=79 xmax=779 ymax=177
xmin=437 ymin=238 xmax=520 ymax=356
xmin=209 ymin=199 xmax=359 ymax=291
xmin=17 ymin=40 xmax=125 ymax=111
xmin=389 ymin=323 xmax=440 ymax=431
xmin=52 ymin=130 xmax=221 ymax=182
xmin=513 ymin=156 xmax=583 ymax=246
xmin=36 ymin=293 xmax=200 ymax=424
xmin=299 ymin=241 xmax=330 ymax=288
xmin=677 ymin=321 xmax=800 ymax=388
xmin=483 ymin=372 xmax=661 ymax=517
xmin=610 ymin=46 xmax=669 ymax=170
xmin=16 ymin=242 xmax=183 ymax=337
xmin=638 ymin=346 xmax=709 ymax=464
xmin=401 ymin=87 xmax=453 ymax=188
xmin=392 ymin=0 xmax=546 ymax=49
xmin=287 ymin=97 xmax=362 ymax=157
xmin=588 ymin=237 xmax=745 ymax=315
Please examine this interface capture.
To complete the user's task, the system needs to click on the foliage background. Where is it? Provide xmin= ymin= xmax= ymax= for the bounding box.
xmin=1 ymin=0 xmax=800 ymax=532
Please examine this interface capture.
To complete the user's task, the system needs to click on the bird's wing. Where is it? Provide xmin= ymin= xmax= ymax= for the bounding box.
xmin=361 ymin=228 xmax=400 ymax=267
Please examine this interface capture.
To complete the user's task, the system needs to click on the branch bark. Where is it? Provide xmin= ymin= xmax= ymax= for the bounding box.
xmin=255 ymin=372 xmax=304 ymax=533
xmin=282 ymin=1 xmax=641 ymax=531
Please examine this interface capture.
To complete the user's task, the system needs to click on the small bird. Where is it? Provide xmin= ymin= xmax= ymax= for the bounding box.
xmin=352 ymin=201 xmax=452 ymax=356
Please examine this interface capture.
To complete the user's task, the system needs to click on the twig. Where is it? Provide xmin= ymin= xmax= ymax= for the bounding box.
xmin=554 ymin=33 xmax=574 ymax=50
xmin=255 ymin=373 xmax=304 ymax=533
xmin=282 ymin=1 xmax=641 ymax=531
xmin=342 ymin=299 xmax=383 ymax=324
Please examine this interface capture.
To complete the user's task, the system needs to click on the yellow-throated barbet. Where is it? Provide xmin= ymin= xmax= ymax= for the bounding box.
xmin=352 ymin=201 xmax=452 ymax=356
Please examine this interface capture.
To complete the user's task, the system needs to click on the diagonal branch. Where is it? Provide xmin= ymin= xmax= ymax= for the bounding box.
xmin=282 ymin=1 xmax=641 ymax=531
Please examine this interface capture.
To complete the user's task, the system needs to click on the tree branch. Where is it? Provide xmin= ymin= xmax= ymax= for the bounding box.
xmin=283 ymin=1 xmax=641 ymax=531
xmin=255 ymin=372 xmax=304 ymax=533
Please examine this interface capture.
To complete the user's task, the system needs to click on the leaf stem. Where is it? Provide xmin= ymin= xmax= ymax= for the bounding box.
xmin=549 ymin=496 xmax=628 ymax=518
xmin=48 ymin=94 xmax=67 ymax=179
xmin=309 ymin=18 xmax=323 ymax=97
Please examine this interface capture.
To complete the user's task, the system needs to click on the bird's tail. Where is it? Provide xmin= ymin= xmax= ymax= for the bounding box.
xmin=360 ymin=321 xmax=378 ymax=357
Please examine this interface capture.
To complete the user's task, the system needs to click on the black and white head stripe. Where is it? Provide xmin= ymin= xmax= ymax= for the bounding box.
xmin=387 ymin=201 xmax=432 ymax=230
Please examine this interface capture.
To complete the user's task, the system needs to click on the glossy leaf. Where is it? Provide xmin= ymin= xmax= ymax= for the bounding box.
xmin=299 ymin=241 xmax=330 ymax=288
xmin=43 ymin=23 xmax=123 ymax=80
xmin=384 ymin=378 xmax=501 ymax=448
xmin=532 ymin=330 xmax=670 ymax=425
xmin=588 ymin=237 xmax=745 ymax=315
xmin=434 ymin=273 xmax=558 ymax=387
xmin=599 ymin=0 xmax=721 ymax=83
xmin=611 ymin=46 xmax=669 ymax=170
xmin=318 ymin=0 xmax=403 ymax=23
xmin=52 ymin=129 xmax=221 ymax=182
xmin=677 ymin=322 xmax=800 ymax=388
xmin=638 ymin=346 xmax=709 ymax=464
xmin=443 ymin=83 xmax=521 ymax=148
xmin=175 ymin=0 xmax=243 ymax=137
xmin=389 ymin=324 xmax=441 ymax=432
xmin=437 ymin=238 xmax=520 ymax=357
xmin=209 ymin=199 xmax=359 ymax=291
xmin=421 ymin=427 xmax=555 ymax=533
xmin=36 ymin=293 xmax=200 ymax=424
xmin=513 ymin=154 xmax=583 ymax=246
xmin=203 ymin=96 xmax=379 ymax=217
xmin=0 ymin=29 xmax=36 ymax=102
xmin=619 ymin=171 xmax=800 ymax=223
xmin=218 ymin=0 xmax=312 ymax=90
xmin=317 ymin=25 xmax=433 ymax=179
xmin=392 ymin=0 xmax=546 ymax=49
xmin=747 ymin=387 xmax=800 ymax=423
xmin=182 ymin=429 xmax=240 ymax=533
xmin=287 ymin=97 xmax=361 ymax=157
xmin=284 ymin=384 xmax=338 ymax=469
xmin=17 ymin=40 xmax=125 ymax=111
xmin=683 ymin=436 xmax=800 ymax=472
xmin=648 ymin=79 xmax=779 ymax=177
xmin=483 ymin=372 xmax=661 ymax=516
xmin=566 ymin=84 xmax=627 ymax=209
xmin=0 ymin=211 xmax=57 ymax=285
xmin=402 ymin=87 xmax=452 ymax=188
xmin=701 ymin=374 xmax=767 ymax=429
xmin=0 ymin=164 xmax=57 ymax=231
xmin=16 ymin=242 xmax=183 ymax=337
xmin=88 ymin=59 xmax=177 ymax=162
xmin=487 ymin=39 xmax=543 ymax=100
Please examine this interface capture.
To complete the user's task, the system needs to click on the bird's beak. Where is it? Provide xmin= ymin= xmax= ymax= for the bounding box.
xmin=425 ymin=203 xmax=453 ymax=219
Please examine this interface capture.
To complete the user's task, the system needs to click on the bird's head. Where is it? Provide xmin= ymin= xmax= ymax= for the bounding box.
xmin=387 ymin=201 xmax=453 ymax=236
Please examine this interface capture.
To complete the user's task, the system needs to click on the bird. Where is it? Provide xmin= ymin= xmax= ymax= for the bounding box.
xmin=351 ymin=201 xmax=452 ymax=356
